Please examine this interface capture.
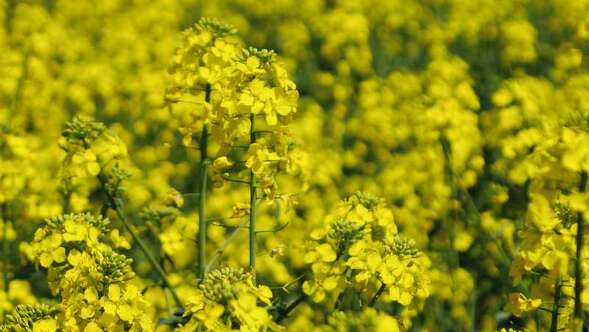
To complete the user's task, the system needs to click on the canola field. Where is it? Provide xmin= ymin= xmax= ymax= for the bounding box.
xmin=2 ymin=1 xmax=589 ymax=331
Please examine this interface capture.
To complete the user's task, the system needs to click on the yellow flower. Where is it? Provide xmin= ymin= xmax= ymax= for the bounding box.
xmin=84 ymin=322 xmax=103 ymax=332
xmin=212 ymin=156 xmax=234 ymax=172
xmin=32 ymin=319 xmax=57 ymax=332
xmin=506 ymin=293 xmax=541 ymax=317
xmin=230 ymin=202 xmax=250 ymax=218
xmin=63 ymin=219 xmax=88 ymax=242
xmin=72 ymin=150 xmax=101 ymax=176
xmin=165 ymin=188 xmax=185 ymax=208
xmin=527 ymin=194 xmax=560 ymax=232
xmin=109 ymin=229 xmax=130 ymax=249
xmin=304 ymin=243 xmax=337 ymax=264
xmin=38 ymin=234 xmax=65 ymax=268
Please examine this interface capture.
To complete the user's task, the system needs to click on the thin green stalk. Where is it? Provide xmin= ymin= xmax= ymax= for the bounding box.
xmin=197 ymin=128 xmax=208 ymax=281
xmin=197 ymin=84 xmax=211 ymax=282
xmin=206 ymin=218 xmax=249 ymax=272
xmin=276 ymin=293 xmax=307 ymax=323
xmin=103 ymin=190 xmax=183 ymax=309
xmin=470 ymin=281 xmax=477 ymax=332
xmin=368 ymin=283 xmax=386 ymax=307
xmin=440 ymin=138 xmax=460 ymax=268
xmin=2 ymin=204 xmax=9 ymax=295
xmin=575 ymin=171 xmax=588 ymax=321
xmin=249 ymin=113 xmax=257 ymax=284
xmin=550 ymin=278 xmax=562 ymax=332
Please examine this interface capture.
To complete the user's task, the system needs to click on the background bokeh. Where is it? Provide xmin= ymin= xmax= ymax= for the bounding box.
xmin=2 ymin=0 xmax=589 ymax=331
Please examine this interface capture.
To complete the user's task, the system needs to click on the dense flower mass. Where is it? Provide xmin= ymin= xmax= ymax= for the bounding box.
xmin=177 ymin=267 xmax=279 ymax=331
xmin=302 ymin=193 xmax=430 ymax=310
xmin=2 ymin=1 xmax=589 ymax=331
xmin=21 ymin=213 xmax=153 ymax=331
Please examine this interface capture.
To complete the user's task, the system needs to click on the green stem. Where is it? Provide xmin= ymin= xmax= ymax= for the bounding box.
xmin=575 ymin=171 xmax=587 ymax=321
xmin=470 ymin=281 xmax=477 ymax=332
xmin=2 ymin=204 xmax=9 ymax=295
xmin=440 ymin=138 xmax=460 ymax=268
xmin=249 ymin=113 xmax=257 ymax=284
xmin=550 ymin=278 xmax=562 ymax=332
xmin=276 ymin=293 xmax=307 ymax=323
xmin=206 ymin=219 xmax=249 ymax=272
xmin=102 ymin=187 xmax=183 ymax=309
xmin=368 ymin=283 xmax=386 ymax=307
xmin=197 ymin=84 xmax=211 ymax=282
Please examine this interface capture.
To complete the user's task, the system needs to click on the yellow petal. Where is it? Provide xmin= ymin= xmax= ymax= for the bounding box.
xmin=117 ymin=304 xmax=134 ymax=322
xmin=86 ymin=162 xmax=101 ymax=176
xmin=108 ymin=284 xmax=121 ymax=301
xmin=84 ymin=287 xmax=98 ymax=302
xmin=52 ymin=247 xmax=66 ymax=264
xmin=322 ymin=276 xmax=339 ymax=291
xmin=316 ymin=244 xmax=337 ymax=262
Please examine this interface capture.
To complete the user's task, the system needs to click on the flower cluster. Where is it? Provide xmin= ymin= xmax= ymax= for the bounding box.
xmin=315 ymin=308 xmax=400 ymax=332
xmin=177 ymin=267 xmax=280 ymax=331
xmin=302 ymin=192 xmax=430 ymax=312
xmin=498 ymin=114 xmax=589 ymax=329
xmin=21 ymin=213 xmax=153 ymax=331
xmin=166 ymin=18 xmax=299 ymax=198
xmin=59 ymin=117 xmax=128 ymax=212
xmin=0 ymin=304 xmax=58 ymax=332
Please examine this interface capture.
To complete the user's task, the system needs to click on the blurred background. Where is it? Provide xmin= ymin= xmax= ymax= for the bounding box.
xmin=2 ymin=0 xmax=589 ymax=331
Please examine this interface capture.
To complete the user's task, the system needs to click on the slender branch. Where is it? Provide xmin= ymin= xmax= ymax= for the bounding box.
xmin=249 ymin=113 xmax=258 ymax=285
xmin=181 ymin=192 xmax=201 ymax=197
xmin=99 ymin=202 xmax=109 ymax=217
xmin=2 ymin=204 xmax=9 ymax=295
xmin=206 ymin=219 xmax=249 ymax=272
xmin=206 ymin=216 xmax=244 ymax=223
xmin=91 ymin=144 xmax=183 ymax=306
xmin=98 ymin=179 xmax=183 ymax=309
xmin=209 ymin=222 xmax=249 ymax=229
xmin=368 ymin=283 xmax=386 ymax=307
xmin=170 ymin=99 xmax=202 ymax=105
xmin=276 ymin=294 xmax=307 ymax=323
xmin=163 ymin=142 xmax=201 ymax=150
xmin=256 ymin=222 xmax=290 ymax=234
xmin=220 ymin=175 xmax=250 ymax=185
xmin=575 ymin=171 xmax=587 ymax=321
xmin=197 ymin=83 xmax=211 ymax=283
xmin=254 ymin=195 xmax=285 ymax=236
xmin=270 ymin=275 xmax=305 ymax=293
xmin=253 ymin=130 xmax=273 ymax=135
xmin=143 ymin=220 xmax=176 ymax=268
xmin=550 ymin=279 xmax=562 ymax=332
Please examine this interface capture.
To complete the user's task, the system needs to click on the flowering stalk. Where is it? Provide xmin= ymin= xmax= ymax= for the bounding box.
xmin=66 ymin=124 xmax=168 ymax=300
xmin=550 ymin=278 xmax=562 ymax=332
xmin=574 ymin=171 xmax=587 ymax=321
xmin=197 ymin=84 xmax=211 ymax=282
xmin=249 ymin=113 xmax=257 ymax=284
